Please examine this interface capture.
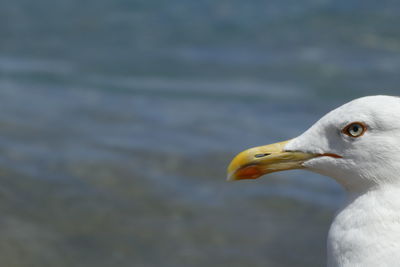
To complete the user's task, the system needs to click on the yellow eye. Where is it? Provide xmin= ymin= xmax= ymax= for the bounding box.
xmin=342 ymin=122 xmax=367 ymax=138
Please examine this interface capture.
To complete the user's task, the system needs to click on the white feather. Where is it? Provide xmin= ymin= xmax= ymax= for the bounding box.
xmin=285 ymin=95 xmax=400 ymax=267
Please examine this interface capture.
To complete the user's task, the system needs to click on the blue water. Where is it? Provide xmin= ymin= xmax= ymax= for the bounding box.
xmin=1 ymin=1 xmax=400 ymax=266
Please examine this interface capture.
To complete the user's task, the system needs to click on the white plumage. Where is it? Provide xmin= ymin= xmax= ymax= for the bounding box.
xmin=286 ymin=95 xmax=400 ymax=267
xmin=228 ymin=95 xmax=400 ymax=267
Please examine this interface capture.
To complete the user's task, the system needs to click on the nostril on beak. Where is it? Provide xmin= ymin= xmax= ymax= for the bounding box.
xmin=254 ymin=153 xmax=271 ymax=158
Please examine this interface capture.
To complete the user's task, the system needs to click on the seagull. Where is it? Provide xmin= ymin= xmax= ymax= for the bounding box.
xmin=227 ymin=95 xmax=400 ymax=267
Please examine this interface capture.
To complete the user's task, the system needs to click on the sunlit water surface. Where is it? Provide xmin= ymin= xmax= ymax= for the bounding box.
xmin=0 ymin=1 xmax=400 ymax=266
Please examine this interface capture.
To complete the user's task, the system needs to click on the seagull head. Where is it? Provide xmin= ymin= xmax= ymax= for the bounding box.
xmin=227 ymin=95 xmax=400 ymax=192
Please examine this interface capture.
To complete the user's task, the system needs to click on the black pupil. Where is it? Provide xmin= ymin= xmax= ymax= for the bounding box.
xmin=351 ymin=125 xmax=360 ymax=134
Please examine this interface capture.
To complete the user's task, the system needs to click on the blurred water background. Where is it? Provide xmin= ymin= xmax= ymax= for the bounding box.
xmin=0 ymin=0 xmax=400 ymax=266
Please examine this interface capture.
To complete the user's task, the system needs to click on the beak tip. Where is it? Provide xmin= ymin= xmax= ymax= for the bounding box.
xmin=226 ymin=171 xmax=237 ymax=182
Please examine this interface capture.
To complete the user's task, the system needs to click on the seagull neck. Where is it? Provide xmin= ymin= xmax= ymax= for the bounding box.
xmin=344 ymin=180 xmax=400 ymax=201
xmin=342 ymin=186 xmax=396 ymax=212
xmin=328 ymin=184 xmax=400 ymax=267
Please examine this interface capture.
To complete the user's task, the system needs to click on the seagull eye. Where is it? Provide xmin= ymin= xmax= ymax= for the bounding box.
xmin=342 ymin=122 xmax=367 ymax=138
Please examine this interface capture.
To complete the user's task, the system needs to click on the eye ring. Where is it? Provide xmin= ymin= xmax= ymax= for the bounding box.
xmin=342 ymin=122 xmax=367 ymax=138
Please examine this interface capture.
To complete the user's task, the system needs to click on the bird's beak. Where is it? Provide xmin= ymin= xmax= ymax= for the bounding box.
xmin=227 ymin=140 xmax=320 ymax=181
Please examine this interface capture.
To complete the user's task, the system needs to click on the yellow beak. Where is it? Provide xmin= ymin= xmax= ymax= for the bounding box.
xmin=227 ymin=140 xmax=319 ymax=181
